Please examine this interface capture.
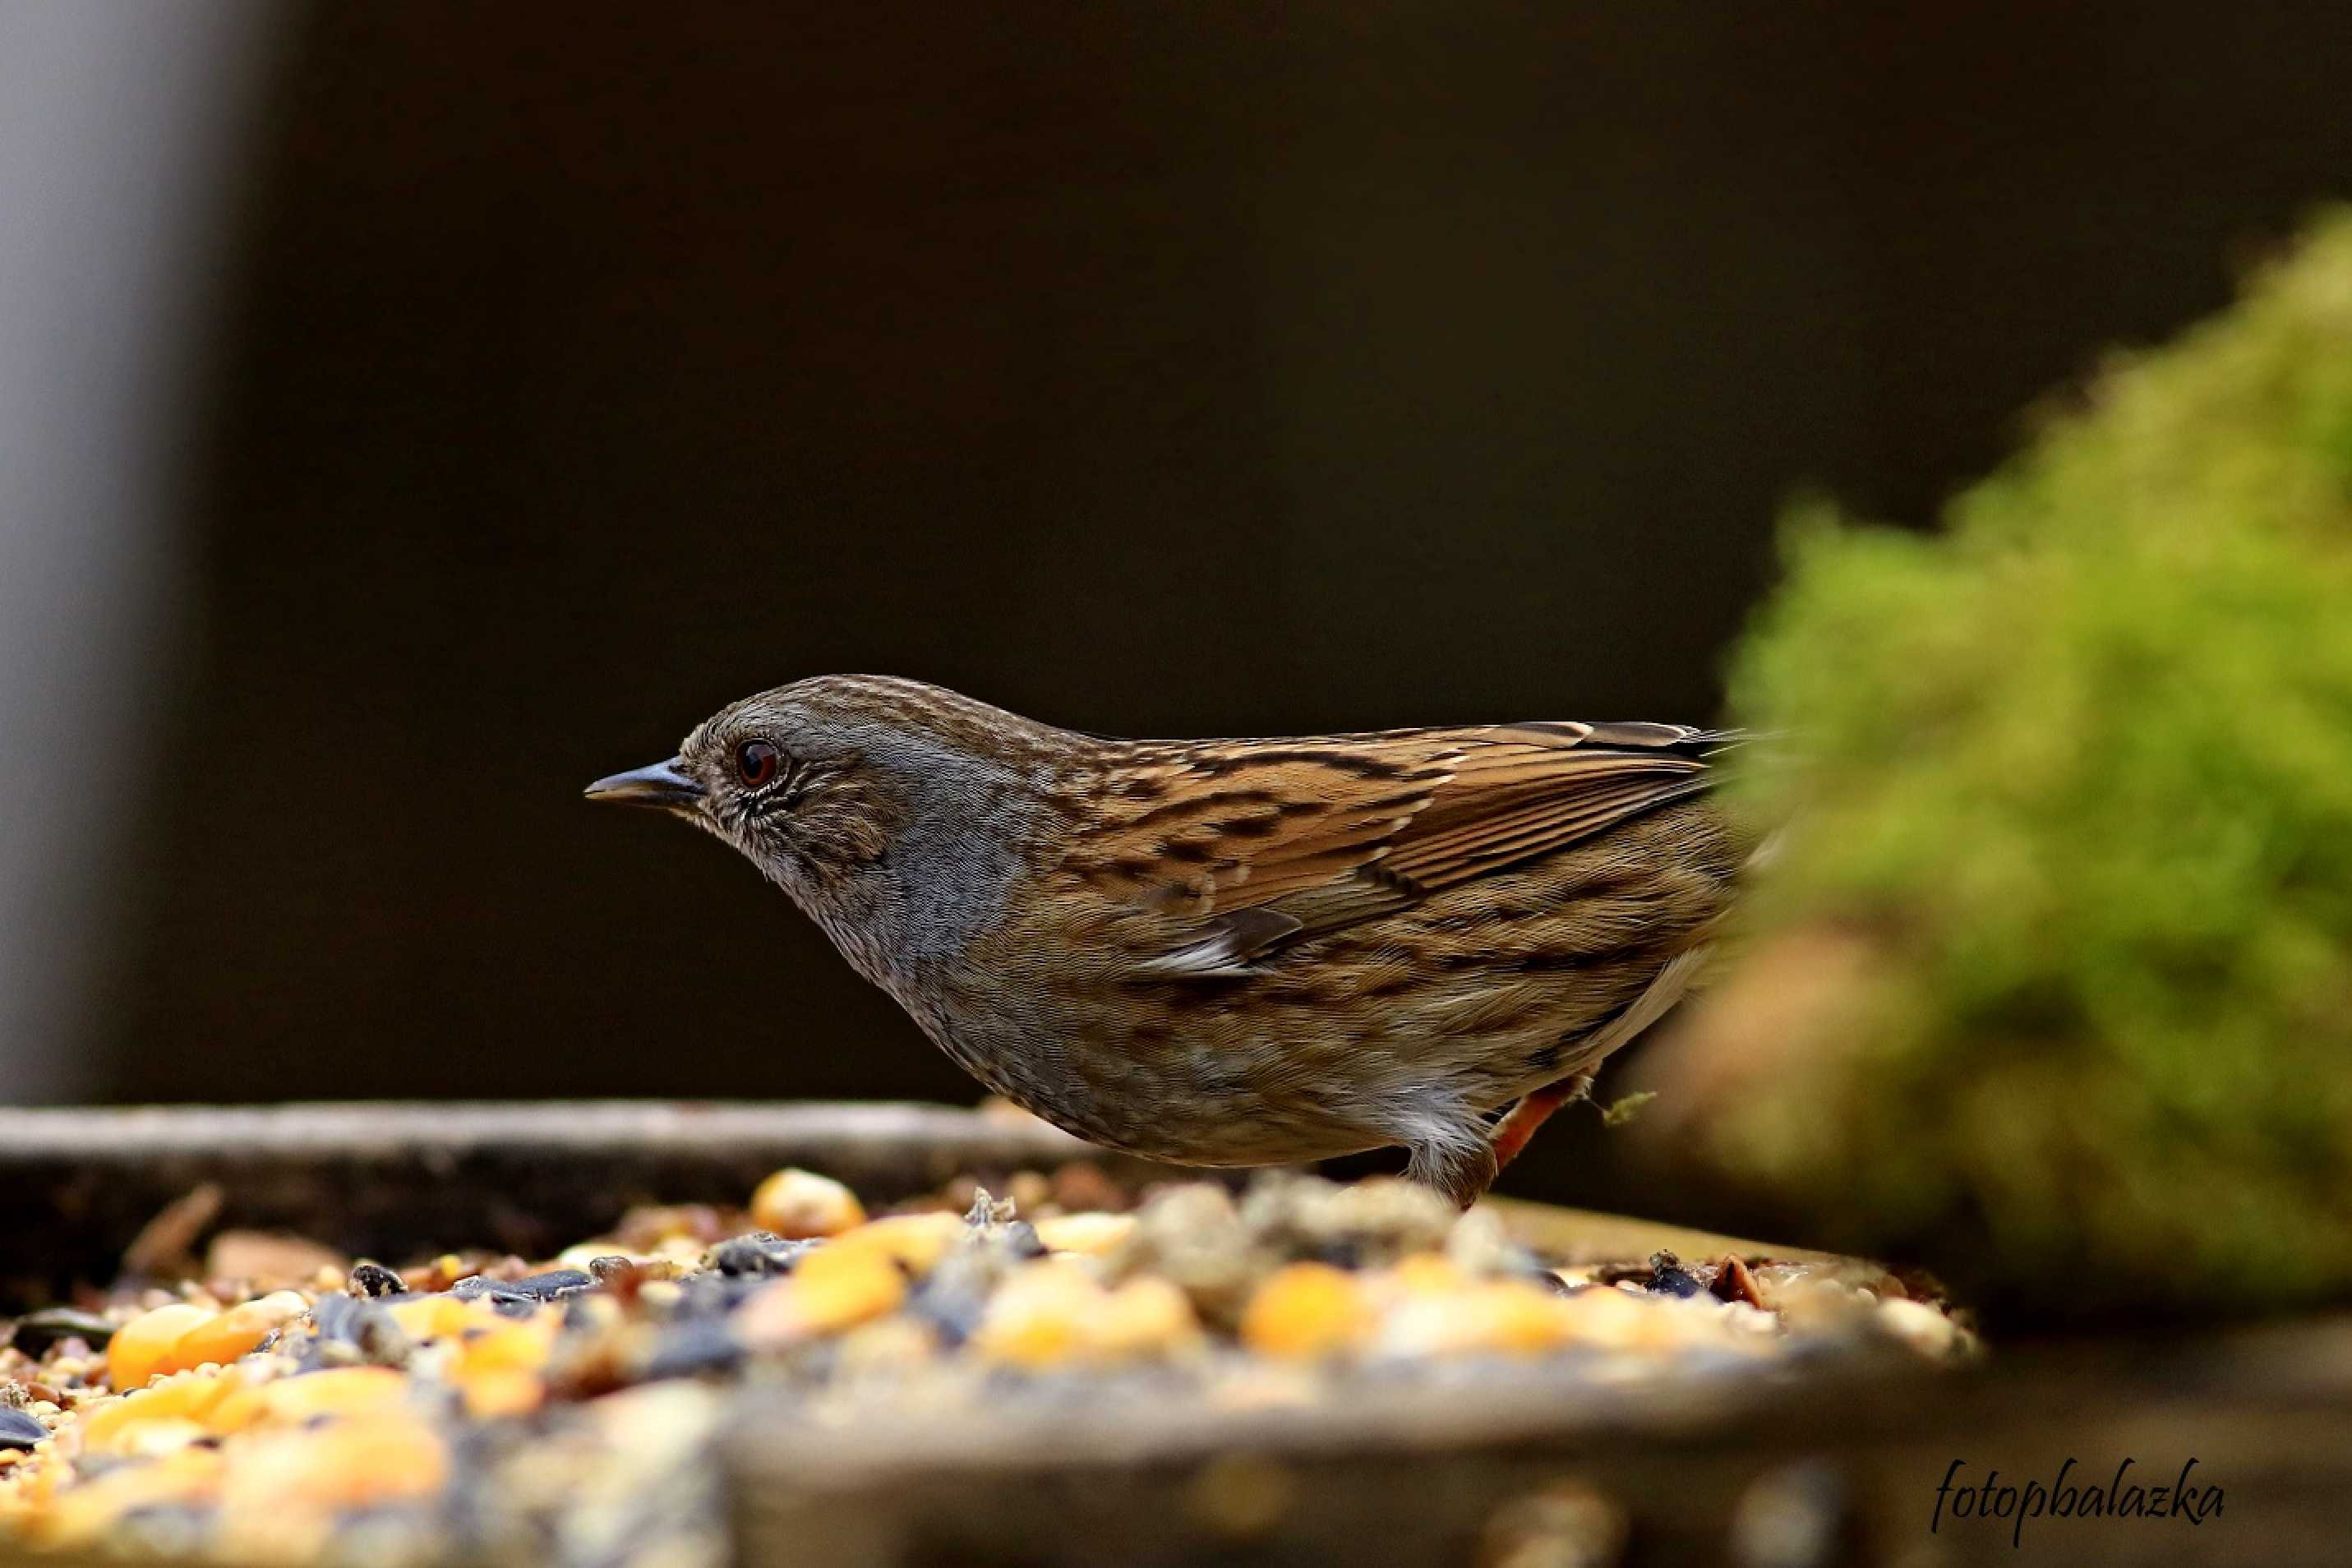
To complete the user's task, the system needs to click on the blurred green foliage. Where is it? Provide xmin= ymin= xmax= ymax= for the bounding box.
xmin=1713 ymin=209 xmax=2352 ymax=1317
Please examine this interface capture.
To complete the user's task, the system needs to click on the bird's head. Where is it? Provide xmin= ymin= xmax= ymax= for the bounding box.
xmin=585 ymin=676 xmax=1074 ymax=977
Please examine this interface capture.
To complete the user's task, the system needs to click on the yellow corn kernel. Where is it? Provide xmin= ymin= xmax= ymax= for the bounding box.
xmin=971 ymin=1261 xmax=1200 ymax=1367
xmin=259 ymin=1365 xmax=409 ymax=1423
xmin=79 ymin=1367 xmax=254 ymax=1453
xmin=105 ymin=1304 xmax=217 ymax=1390
xmin=454 ymin=1310 xmax=557 ymax=1373
xmin=1378 ymin=1280 xmax=1578 ymax=1358
xmin=749 ymin=1168 xmax=867 ymax=1239
xmin=824 ymin=1211 xmax=962 ymax=1276
xmin=1468 ymin=1282 xmax=1582 ymax=1354
xmin=201 ymin=1377 xmax=271 ymax=1436
xmin=457 ymin=1367 xmax=543 ymax=1420
xmin=737 ymin=1243 xmax=907 ymax=1349
xmin=970 ymin=1259 xmax=1102 ymax=1368
xmin=1091 ymin=1277 xmax=1202 ymax=1359
xmin=449 ymin=1311 xmax=557 ymax=1418
xmin=1388 ymin=1253 xmax=1470 ymax=1295
xmin=1239 ymin=1263 xmax=1373 ymax=1360
xmin=173 ymin=1291 xmax=309 ymax=1369
xmin=385 ymin=1294 xmax=496 ymax=1342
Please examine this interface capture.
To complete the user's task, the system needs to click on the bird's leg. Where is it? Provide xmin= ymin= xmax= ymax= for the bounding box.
xmin=1490 ymin=1070 xmax=1595 ymax=1171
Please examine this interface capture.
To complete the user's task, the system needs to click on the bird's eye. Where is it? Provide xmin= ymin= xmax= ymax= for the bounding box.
xmin=736 ymin=740 xmax=781 ymax=787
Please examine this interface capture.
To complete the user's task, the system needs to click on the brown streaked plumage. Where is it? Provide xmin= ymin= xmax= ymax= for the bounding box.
xmin=586 ymin=676 xmax=1752 ymax=1205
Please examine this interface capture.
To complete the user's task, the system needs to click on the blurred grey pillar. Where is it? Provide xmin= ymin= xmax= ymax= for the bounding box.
xmin=0 ymin=2 xmax=278 ymax=1100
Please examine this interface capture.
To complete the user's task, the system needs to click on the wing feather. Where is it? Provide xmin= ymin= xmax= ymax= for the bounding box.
xmin=1069 ymin=724 xmax=1728 ymax=973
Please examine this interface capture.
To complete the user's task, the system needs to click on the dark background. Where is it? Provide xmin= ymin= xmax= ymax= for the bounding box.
xmin=66 ymin=2 xmax=2352 ymax=1205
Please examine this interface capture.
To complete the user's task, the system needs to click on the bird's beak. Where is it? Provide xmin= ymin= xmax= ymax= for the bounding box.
xmin=583 ymin=757 xmax=703 ymax=809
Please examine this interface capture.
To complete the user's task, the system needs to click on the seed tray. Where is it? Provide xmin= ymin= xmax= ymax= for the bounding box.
xmin=0 ymin=1103 xmax=2338 ymax=1568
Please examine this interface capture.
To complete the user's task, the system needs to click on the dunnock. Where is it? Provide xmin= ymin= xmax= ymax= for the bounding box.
xmin=588 ymin=676 xmax=1749 ymax=1204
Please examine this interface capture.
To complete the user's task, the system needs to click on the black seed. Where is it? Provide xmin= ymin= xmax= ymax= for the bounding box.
xmin=499 ymin=1270 xmax=598 ymax=1302
xmin=346 ymin=1262 xmax=405 ymax=1298
xmin=7 ymin=1307 xmax=115 ymax=1354
xmin=1645 ymin=1249 xmax=1705 ymax=1298
xmin=307 ymin=1294 xmax=416 ymax=1367
xmin=0 ymin=1409 xmax=48 ymax=1450
xmin=450 ymin=1269 xmax=596 ymax=1310
xmin=709 ymin=1233 xmax=819 ymax=1278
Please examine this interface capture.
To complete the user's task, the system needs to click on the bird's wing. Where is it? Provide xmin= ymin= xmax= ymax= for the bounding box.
xmin=1063 ymin=722 xmax=1732 ymax=973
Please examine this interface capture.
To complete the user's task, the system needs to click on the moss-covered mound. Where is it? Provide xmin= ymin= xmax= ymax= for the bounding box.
xmin=1651 ymin=210 xmax=2352 ymax=1323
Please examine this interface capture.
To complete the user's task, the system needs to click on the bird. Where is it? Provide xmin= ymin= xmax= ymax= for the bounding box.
xmin=586 ymin=676 xmax=1752 ymax=1206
